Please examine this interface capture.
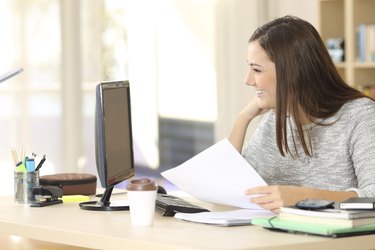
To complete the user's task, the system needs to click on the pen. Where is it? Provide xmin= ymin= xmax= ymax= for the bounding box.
xmin=35 ymin=155 xmax=46 ymax=172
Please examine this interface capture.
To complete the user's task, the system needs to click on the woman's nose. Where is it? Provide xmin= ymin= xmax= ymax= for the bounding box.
xmin=244 ymin=69 xmax=255 ymax=86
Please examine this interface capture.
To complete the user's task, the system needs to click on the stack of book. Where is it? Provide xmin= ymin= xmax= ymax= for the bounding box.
xmin=251 ymin=206 xmax=375 ymax=237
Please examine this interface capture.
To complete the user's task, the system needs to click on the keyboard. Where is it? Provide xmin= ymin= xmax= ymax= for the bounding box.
xmin=156 ymin=194 xmax=210 ymax=216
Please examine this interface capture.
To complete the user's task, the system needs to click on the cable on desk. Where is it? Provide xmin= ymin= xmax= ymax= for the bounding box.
xmin=267 ymin=216 xmax=278 ymax=228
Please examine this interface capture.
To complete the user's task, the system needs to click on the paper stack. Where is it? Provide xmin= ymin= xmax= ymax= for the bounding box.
xmin=175 ymin=209 xmax=274 ymax=226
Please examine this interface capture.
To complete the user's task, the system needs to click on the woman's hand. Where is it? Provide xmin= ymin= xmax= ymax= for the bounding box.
xmin=238 ymin=99 xmax=269 ymax=123
xmin=245 ymin=185 xmax=358 ymax=213
xmin=245 ymin=185 xmax=302 ymax=213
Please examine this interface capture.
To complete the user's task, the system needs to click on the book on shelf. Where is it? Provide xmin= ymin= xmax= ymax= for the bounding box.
xmin=357 ymin=23 xmax=375 ymax=63
xmin=362 ymin=86 xmax=375 ymax=99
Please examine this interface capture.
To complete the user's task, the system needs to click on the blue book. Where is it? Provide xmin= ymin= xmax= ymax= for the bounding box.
xmin=357 ymin=23 xmax=367 ymax=62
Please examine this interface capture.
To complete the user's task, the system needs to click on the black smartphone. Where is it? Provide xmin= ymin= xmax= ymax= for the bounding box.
xmin=295 ymin=199 xmax=335 ymax=210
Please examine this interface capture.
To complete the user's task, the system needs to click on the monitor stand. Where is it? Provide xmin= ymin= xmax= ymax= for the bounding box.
xmin=79 ymin=186 xmax=129 ymax=211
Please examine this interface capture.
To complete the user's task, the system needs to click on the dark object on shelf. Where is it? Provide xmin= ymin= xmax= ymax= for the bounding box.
xmin=327 ymin=37 xmax=345 ymax=63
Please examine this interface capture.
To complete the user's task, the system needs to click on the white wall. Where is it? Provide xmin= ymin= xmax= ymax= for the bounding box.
xmin=215 ymin=0 xmax=319 ymax=141
xmin=214 ymin=0 xmax=267 ymax=141
xmin=267 ymin=0 xmax=319 ymax=27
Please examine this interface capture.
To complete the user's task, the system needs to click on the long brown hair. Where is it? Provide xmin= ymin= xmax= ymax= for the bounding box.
xmin=249 ymin=16 xmax=368 ymax=157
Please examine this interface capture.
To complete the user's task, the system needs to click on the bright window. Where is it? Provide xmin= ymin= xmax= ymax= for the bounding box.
xmin=0 ymin=0 xmax=217 ymax=194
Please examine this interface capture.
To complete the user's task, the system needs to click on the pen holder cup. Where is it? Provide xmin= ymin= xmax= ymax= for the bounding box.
xmin=14 ymin=171 xmax=40 ymax=204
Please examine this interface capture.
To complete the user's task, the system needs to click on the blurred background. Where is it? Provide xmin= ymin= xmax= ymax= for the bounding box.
xmin=0 ymin=0 xmax=318 ymax=194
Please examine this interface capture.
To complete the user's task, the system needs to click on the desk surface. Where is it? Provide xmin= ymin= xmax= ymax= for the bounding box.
xmin=0 ymin=195 xmax=374 ymax=250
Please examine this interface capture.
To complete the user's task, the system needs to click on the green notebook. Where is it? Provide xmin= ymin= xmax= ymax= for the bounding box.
xmin=251 ymin=217 xmax=375 ymax=237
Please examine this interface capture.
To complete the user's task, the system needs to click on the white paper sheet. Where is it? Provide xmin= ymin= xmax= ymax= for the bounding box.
xmin=174 ymin=209 xmax=275 ymax=226
xmin=161 ymin=139 xmax=268 ymax=209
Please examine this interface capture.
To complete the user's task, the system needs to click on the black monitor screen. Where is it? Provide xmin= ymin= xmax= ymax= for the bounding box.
xmin=80 ymin=80 xmax=134 ymax=211
xmin=102 ymin=84 xmax=134 ymax=186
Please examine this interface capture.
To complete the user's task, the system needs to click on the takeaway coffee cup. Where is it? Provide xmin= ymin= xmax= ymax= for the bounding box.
xmin=126 ymin=178 xmax=158 ymax=226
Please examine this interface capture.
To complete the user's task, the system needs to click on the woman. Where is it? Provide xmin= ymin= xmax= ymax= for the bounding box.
xmin=229 ymin=16 xmax=375 ymax=213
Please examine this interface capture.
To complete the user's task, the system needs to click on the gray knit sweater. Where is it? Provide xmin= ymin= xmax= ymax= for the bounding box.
xmin=243 ymin=97 xmax=375 ymax=197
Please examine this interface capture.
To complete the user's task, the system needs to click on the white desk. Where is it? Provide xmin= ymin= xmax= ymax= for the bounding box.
xmin=0 ymin=195 xmax=374 ymax=250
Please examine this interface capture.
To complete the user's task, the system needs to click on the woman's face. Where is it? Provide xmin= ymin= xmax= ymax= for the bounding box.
xmin=245 ymin=41 xmax=277 ymax=109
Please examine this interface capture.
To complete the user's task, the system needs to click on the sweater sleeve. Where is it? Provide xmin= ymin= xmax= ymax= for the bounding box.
xmin=348 ymin=100 xmax=375 ymax=197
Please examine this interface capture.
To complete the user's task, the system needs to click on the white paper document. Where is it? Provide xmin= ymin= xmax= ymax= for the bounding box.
xmin=161 ymin=139 xmax=268 ymax=209
xmin=174 ymin=209 xmax=275 ymax=226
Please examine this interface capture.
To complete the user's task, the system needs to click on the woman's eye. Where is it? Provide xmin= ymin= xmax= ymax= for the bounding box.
xmin=253 ymin=68 xmax=261 ymax=73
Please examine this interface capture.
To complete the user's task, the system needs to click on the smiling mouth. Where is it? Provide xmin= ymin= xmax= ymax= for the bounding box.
xmin=256 ymin=90 xmax=265 ymax=96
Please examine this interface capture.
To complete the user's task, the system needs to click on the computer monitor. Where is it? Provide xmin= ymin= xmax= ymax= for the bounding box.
xmin=80 ymin=80 xmax=134 ymax=211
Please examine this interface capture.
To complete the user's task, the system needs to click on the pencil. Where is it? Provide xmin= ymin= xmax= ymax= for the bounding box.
xmin=20 ymin=146 xmax=25 ymax=161
xmin=10 ymin=146 xmax=19 ymax=165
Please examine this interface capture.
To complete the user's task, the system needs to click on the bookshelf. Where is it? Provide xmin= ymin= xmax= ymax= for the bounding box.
xmin=319 ymin=0 xmax=375 ymax=96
